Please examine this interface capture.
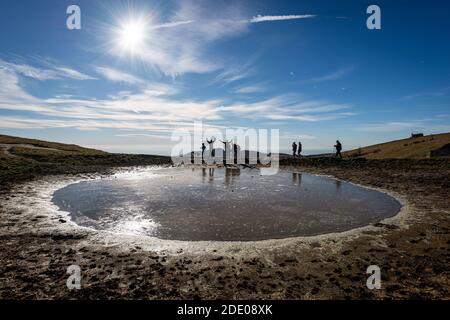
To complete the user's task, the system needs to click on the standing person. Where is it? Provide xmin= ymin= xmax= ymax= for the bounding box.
xmin=201 ymin=142 xmax=206 ymax=163
xmin=334 ymin=140 xmax=343 ymax=159
xmin=292 ymin=142 xmax=297 ymax=157
xmin=232 ymin=142 xmax=241 ymax=164
xmin=297 ymin=141 xmax=302 ymax=157
xmin=221 ymin=139 xmax=232 ymax=165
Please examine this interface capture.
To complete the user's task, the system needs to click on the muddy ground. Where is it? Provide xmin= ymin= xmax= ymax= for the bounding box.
xmin=0 ymin=159 xmax=449 ymax=299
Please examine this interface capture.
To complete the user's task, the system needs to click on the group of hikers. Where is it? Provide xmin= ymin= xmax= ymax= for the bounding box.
xmin=292 ymin=140 xmax=343 ymax=158
xmin=198 ymin=137 xmax=344 ymax=164
xmin=201 ymin=137 xmax=241 ymax=164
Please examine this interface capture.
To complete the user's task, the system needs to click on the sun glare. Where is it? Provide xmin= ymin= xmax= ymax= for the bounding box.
xmin=118 ymin=21 xmax=147 ymax=53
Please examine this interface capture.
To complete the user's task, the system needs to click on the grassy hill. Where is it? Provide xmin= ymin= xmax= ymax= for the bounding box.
xmin=0 ymin=134 xmax=171 ymax=189
xmin=343 ymin=132 xmax=450 ymax=159
xmin=0 ymin=134 xmax=108 ymax=155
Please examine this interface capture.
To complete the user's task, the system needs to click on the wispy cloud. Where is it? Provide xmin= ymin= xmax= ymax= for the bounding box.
xmin=233 ymin=84 xmax=267 ymax=94
xmin=114 ymin=133 xmax=171 ymax=139
xmin=0 ymin=65 xmax=220 ymax=130
xmin=94 ymin=66 xmax=144 ymax=84
xmin=94 ymin=66 xmax=181 ymax=96
xmin=214 ymin=65 xmax=255 ymax=86
xmin=304 ymin=66 xmax=354 ymax=84
xmin=0 ymin=62 xmax=352 ymax=134
xmin=266 ymin=113 xmax=355 ymax=122
xmin=53 ymin=67 xmax=96 ymax=81
xmin=152 ymin=20 xmax=195 ymax=30
xmin=0 ymin=58 xmax=95 ymax=81
xmin=106 ymin=1 xmax=316 ymax=77
xmin=400 ymin=87 xmax=450 ymax=101
xmin=249 ymin=14 xmax=316 ymax=23
xmin=219 ymin=95 xmax=353 ymax=122
xmin=108 ymin=1 xmax=247 ymax=76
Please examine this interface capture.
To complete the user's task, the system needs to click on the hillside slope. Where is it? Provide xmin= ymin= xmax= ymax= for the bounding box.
xmin=343 ymin=132 xmax=450 ymax=159
xmin=0 ymin=134 xmax=171 ymax=189
xmin=0 ymin=134 xmax=107 ymax=155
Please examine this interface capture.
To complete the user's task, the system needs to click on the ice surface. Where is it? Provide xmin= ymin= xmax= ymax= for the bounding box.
xmin=52 ymin=167 xmax=401 ymax=241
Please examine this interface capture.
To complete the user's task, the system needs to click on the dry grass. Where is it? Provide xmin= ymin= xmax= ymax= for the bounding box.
xmin=0 ymin=134 xmax=106 ymax=155
xmin=344 ymin=132 xmax=450 ymax=159
xmin=0 ymin=134 xmax=171 ymax=189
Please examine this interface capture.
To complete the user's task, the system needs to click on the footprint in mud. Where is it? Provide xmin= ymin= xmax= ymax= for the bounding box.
xmin=311 ymin=287 xmax=320 ymax=295
xmin=211 ymin=256 xmax=224 ymax=262
xmin=334 ymin=267 xmax=342 ymax=274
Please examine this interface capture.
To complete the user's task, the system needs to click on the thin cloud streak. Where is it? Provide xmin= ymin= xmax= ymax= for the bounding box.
xmin=303 ymin=67 xmax=354 ymax=84
xmin=249 ymin=14 xmax=316 ymax=23
xmin=152 ymin=20 xmax=194 ymax=30
xmin=94 ymin=66 xmax=144 ymax=84
xmin=0 ymin=58 xmax=95 ymax=81
xmin=400 ymin=86 xmax=450 ymax=101
xmin=234 ymin=85 xmax=267 ymax=94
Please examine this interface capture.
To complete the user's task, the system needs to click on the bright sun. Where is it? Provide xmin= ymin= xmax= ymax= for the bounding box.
xmin=118 ymin=21 xmax=146 ymax=53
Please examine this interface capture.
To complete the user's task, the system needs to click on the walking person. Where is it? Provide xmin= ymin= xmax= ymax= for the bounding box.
xmin=297 ymin=141 xmax=302 ymax=157
xmin=334 ymin=140 xmax=343 ymax=159
xmin=292 ymin=141 xmax=297 ymax=157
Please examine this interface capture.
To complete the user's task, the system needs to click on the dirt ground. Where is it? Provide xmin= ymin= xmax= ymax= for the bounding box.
xmin=0 ymin=159 xmax=449 ymax=299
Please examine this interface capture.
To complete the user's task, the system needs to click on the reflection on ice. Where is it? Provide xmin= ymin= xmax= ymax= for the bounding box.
xmin=111 ymin=218 xmax=160 ymax=235
xmin=52 ymin=166 xmax=401 ymax=241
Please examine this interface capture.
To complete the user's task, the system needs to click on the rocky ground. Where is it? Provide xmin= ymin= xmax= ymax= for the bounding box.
xmin=0 ymin=158 xmax=449 ymax=299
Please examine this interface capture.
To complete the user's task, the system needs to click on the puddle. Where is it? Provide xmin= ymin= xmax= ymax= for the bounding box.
xmin=52 ymin=167 xmax=401 ymax=241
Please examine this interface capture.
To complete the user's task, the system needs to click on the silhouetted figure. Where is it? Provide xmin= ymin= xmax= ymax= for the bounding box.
xmin=297 ymin=141 xmax=302 ymax=157
xmin=206 ymin=137 xmax=216 ymax=157
xmin=245 ymin=150 xmax=250 ymax=165
xmin=201 ymin=142 xmax=206 ymax=163
xmin=221 ymin=139 xmax=232 ymax=165
xmin=292 ymin=142 xmax=297 ymax=157
xmin=233 ymin=142 xmax=241 ymax=164
xmin=334 ymin=140 xmax=343 ymax=159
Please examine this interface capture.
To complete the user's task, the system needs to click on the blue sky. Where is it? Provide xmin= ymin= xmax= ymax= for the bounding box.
xmin=0 ymin=0 xmax=449 ymax=155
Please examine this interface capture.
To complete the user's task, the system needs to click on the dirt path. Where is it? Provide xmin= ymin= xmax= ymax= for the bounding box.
xmin=0 ymin=144 xmax=62 ymax=157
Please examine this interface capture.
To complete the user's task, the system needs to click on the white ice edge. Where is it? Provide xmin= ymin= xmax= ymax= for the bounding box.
xmin=2 ymin=166 xmax=413 ymax=257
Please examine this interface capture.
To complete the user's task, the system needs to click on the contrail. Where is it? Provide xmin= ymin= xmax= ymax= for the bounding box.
xmin=151 ymin=20 xmax=194 ymax=30
xmin=249 ymin=14 xmax=316 ymax=23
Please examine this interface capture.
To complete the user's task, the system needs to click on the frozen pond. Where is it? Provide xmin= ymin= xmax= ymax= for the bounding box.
xmin=52 ymin=167 xmax=401 ymax=241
